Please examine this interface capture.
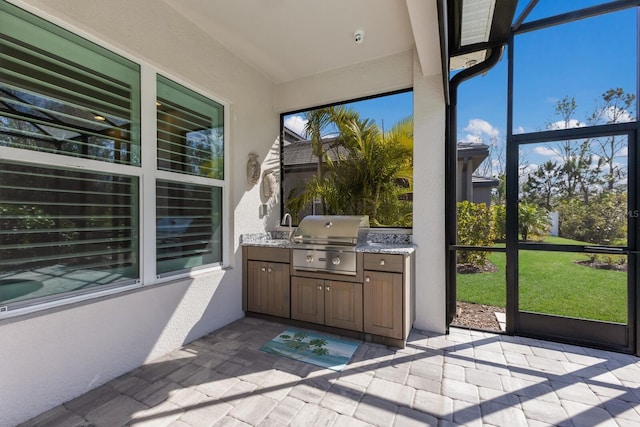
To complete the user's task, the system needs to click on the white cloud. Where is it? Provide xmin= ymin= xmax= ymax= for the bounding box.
xmin=284 ymin=115 xmax=307 ymax=136
xmin=515 ymin=126 xmax=525 ymax=134
xmin=460 ymin=134 xmax=482 ymax=143
xmin=547 ymin=119 xmax=585 ymax=130
xmin=533 ymin=146 xmax=557 ymax=157
xmin=463 ymin=118 xmax=499 ymax=139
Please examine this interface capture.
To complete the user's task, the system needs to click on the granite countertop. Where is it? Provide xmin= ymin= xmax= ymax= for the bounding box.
xmin=240 ymin=232 xmax=416 ymax=254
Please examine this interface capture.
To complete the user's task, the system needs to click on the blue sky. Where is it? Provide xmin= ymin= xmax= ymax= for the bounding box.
xmin=284 ymin=1 xmax=636 ymax=165
xmin=283 ymin=90 xmax=412 ymax=138
xmin=458 ymin=3 xmax=636 ymax=146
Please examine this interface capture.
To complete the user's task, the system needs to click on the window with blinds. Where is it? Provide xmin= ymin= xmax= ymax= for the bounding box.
xmin=0 ymin=161 xmax=139 ymax=306
xmin=156 ymin=76 xmax=224 ymax=276
xmin=0 ymin=1 xmax=141 ymax=165
xmin=0 ymin=1 xmax=141 ymax=309
xmin=157 ymin=75 xmax=224 ymax=178
xmin=156 ymin=181 xmax=222 ymax=276
xmin=0 ymin=1 xmax=227 ymax=311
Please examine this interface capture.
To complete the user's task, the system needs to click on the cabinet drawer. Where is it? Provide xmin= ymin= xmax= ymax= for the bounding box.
xmin=246 ymin=246 xmax=290 ymax=263
xmin=363 ymin=253 xmax=403 ymax=272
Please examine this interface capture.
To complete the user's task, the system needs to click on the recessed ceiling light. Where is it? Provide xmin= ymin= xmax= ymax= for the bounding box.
xmin=94 ymin=115 xmax=106 ymax=121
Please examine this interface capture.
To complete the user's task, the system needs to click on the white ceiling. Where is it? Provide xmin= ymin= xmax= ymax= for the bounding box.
xmin=163 ymin=0 xmax=441 ymax=84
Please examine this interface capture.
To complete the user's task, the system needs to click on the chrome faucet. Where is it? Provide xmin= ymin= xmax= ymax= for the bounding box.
xmin=282 ymin=213 xmax=293 ymax=241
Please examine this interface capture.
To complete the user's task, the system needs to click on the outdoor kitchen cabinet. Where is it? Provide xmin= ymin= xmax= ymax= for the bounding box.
xmin=243 ymin=246 xmax=290 ymax=318
xmin=363 ymin=253 xmax=409 ymax=340
xmin=291 ymin=276 xmax=363 ymax=332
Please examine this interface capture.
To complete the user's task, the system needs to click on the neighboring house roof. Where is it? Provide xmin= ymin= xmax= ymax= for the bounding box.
xmin=284 ymin=129 xmax=497 ymax=187
xmin=282 ymin=130 xmax=347 ymax=169
xmin=457 ymin=141 xmax=490 ymax=166
xmin=471 ymin=175 xmax=500 ymax=186
xmin=457 ymin=141 xmax=498 ymax=190
xmin=283 ymin=127 xmax=306 ymax=144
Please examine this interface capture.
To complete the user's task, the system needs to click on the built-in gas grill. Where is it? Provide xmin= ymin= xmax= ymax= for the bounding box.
xmin=291 ymin=215 xmax=369 ymax=275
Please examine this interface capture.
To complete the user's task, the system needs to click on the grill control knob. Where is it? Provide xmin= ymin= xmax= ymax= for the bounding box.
xmin=332 ymin=256 xmax=341 ymax=265
xmin=306 ymin=255 xmax=314 ymax=263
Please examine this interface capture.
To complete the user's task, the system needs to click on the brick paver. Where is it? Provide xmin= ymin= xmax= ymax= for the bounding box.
xmin=21 ymin=317 xmax=640 ymax=427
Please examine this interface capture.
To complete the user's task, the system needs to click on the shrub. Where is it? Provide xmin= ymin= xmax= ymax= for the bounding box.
xmin=457 ymin=201 xmax=495 ymax=269
xmin=518 ymin=203 xmax=550 ymax=241
xmin=557 ymin=192 xmax=627 ymax=245
xmin=492 ymin=204 xmax=506 ymax=242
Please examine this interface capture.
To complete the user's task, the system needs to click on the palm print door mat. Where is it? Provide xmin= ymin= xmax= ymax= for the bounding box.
xmin=260 ymin=328 xmax=361 ymax=371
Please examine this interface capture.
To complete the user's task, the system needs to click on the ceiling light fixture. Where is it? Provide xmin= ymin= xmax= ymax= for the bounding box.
xmin=93 ymin=115 xmax=106 ymax=121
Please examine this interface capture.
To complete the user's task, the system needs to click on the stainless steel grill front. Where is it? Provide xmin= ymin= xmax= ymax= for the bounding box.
xmin=291 ymin=215 xmax=369 ymax=275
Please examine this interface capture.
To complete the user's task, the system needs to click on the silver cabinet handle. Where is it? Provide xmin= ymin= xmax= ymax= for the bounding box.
xmin=365 ymin=276 xmax=370 ymax=282
xmin=268 ymin=267 xmax=272 ymax=272
xmin=317 ymin=285 xmax=323 ymax=291
xmin=326 ymin=286 xmax=330 ymax=291
xmin=380 ymin=259 xmax=385 ymax=266
xmin=261 ymin=267 xmax=266 ymax=272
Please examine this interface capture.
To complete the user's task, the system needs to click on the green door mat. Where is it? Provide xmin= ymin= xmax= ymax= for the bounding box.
xmin=260 ymin=328 xmax=361 ymax=371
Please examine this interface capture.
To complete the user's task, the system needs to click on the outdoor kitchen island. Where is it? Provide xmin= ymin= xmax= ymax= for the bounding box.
xmin=241 ymin=220 xmax=415 ymax=348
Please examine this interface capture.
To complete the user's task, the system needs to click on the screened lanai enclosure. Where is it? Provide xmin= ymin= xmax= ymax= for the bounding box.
xmin=448 ymin=0 xmax=640 ymax=354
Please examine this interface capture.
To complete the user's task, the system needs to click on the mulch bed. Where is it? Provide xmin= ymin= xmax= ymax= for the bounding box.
xmin=450 ymin=301 xmax=504 ymax=332
xmin=574 ymin=260 xmax=627 ymax=271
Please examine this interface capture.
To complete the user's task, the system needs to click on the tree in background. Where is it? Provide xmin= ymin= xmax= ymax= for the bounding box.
xmin=521 ymin=160 xmax=561 ymax=211
xmin=588 ymin=88 xmax=635 ymax=191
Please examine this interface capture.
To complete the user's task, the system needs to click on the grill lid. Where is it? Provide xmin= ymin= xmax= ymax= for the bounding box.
xmin=292 ymin=215 xmax=369 ymax=246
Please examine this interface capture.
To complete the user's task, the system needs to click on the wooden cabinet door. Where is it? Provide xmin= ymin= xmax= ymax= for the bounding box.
xmin=247 ymin=260 xmax=268 ymax=314
xmin=363 ymin=271 xmax=403 ymax=339
xmin=324 ymin=280 xmax=363 ymax=331
xmin=291 ymin=276 xmax=324 ymax=324
xmin=267 ymin=262 xmax=290 ymax=318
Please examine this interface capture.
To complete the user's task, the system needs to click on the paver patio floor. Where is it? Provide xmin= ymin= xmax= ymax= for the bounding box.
xmin=23 ymin=317 xmax=640 ymax=426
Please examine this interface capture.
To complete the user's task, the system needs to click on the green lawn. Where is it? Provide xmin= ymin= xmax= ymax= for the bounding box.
xmin=456 ymin=237 xmax=628 ymax=323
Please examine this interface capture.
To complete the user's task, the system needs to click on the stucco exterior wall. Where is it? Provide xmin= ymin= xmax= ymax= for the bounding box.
xmin=411 ymin=54 xmax=447 ymax=333
xmin=275 ymin=50 xmax=415 ymax=114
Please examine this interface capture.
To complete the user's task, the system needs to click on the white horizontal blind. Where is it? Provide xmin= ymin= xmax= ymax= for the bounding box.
xmin=156 ymin=180 xmax=222 ymax=275
xmin=0 ymin=161 xmax=139 ymax=305
xmin=0 ymin=1 xmax=141 ymax=308
xmin=0 ymin=0 xmax=140 ymax=165
xmin=155 ymin=75 xmax=224 ymax=276
xmin=156 ymin=75 xmax=224 ymax=179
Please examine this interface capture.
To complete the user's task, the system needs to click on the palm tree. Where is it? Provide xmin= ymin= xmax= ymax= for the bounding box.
xmin=288 ymin=114 xmax=413 ymax=226
xmin=302 ymin=106 xmax=358 ymax=212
